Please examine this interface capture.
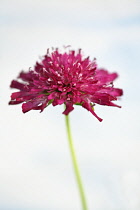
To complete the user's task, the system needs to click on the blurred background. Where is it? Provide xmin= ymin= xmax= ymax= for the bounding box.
xmin=0 ymin=0 xmax=140 ymax=209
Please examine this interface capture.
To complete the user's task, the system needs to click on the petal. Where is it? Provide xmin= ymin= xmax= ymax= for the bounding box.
xmin=63 ymin=102 xmax=74 ymax=115
xmin=48 ymin=92 xmax=55 ymax=100
xmin=22 ymin=97 xmax=47 ymax=113
xmin=95 ymin=69 xmax=118 ymax=84
xmin=10 ymin=91 xmax=38 ymax=102
xmin=110 ymin=88 xmax=123 ymax=97
xmin=19 ymin=71 xmax=38 ymax=82
xmin=34 ymin=62 xmax=44 ymax=73
xmin=98 ymin=87 xmax=123 ymax=97
xmin=22 ymin=101 xmax=38 ymax=113
xmin=52 ymin=98 xmax=65 ymax=106
xmin=21 ymin=94 xmax=48 ymax=113
xmin=91 ymin=92 xmax=122 ymax=107
xmin=10 ymin=92 xmax=29 ymax=100
xmin=9 ymin=100 xmax=23 ymax=105
xmin=82 ymin=101 xmax=103 ymax=122
xmin=10 ymin=80 xmax=28 ymax=91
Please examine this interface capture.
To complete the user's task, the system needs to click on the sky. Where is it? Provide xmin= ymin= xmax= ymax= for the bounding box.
xmin=1 ymin=0 xmax=140 ymax=209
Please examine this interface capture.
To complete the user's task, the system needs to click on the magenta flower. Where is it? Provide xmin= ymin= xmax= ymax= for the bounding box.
xmin=9 ymin=48 xmax=123 ymax=121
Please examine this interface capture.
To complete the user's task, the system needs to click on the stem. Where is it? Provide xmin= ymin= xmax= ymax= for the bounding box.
xmin=65 ymin=115 xmax=88 ymax=210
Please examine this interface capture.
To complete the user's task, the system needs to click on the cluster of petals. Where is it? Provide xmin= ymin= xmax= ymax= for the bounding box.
xmin=9 ymin=48 xmax=123 ymax=121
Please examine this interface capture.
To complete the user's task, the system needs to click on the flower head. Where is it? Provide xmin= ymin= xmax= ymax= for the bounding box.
xmin=9 ymin=48 xmax=123 ymax=121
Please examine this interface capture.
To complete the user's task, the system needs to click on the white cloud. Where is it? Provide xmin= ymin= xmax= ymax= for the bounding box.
xmin=1 ymin=0 xmax=140 ymax=19
xmin=122 ymin=171 xmax=140 ymax=209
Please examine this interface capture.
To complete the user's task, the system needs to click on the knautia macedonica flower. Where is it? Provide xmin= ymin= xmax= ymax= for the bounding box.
xmin=9 ymin=48 xmax=123 ymax=121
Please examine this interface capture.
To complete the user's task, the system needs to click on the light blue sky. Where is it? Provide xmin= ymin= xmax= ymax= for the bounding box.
xmin=1 ymin=0 xmax=140 ymax=209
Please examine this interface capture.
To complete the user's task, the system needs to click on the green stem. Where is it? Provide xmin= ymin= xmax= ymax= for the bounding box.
xmin=65 ymin=115 xmax=88 ymax=210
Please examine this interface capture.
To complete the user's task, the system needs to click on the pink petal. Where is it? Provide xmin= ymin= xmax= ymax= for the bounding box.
xmin=10 ymin=80 xmax=28 ymax=91
xmin=63 ymin=102 xmax=74 ymax=115
xmin=95 ymin=69 xmax=118 ymax=84
xmin=82 ymin=101 xmax=103 ymax=122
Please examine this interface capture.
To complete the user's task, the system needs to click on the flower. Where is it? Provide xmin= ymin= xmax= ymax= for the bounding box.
xmin=9 ymin=48 xmax=123 ymax=121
